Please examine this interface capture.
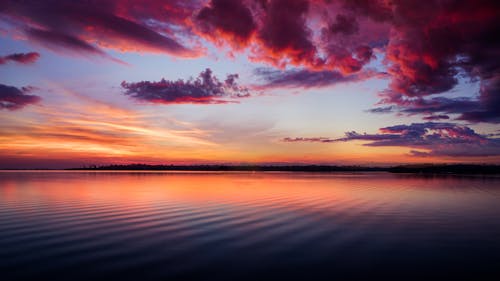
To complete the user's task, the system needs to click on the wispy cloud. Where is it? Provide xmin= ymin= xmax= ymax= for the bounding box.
xmin=0 ymin=84 xmax=216 ymax=167
xmin=254 ymin=68 xmax=385 ymax=89
xmin=0 ymin=0 xmax=201 ymax=59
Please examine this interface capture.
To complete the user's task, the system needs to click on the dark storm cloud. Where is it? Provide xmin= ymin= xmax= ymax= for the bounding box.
xmin=121 ymin=68 xmax=250 ymax=104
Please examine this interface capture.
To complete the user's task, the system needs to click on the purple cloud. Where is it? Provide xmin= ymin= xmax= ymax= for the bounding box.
xmin=122 ymin=68 xmax=250 ymax=105
xmin=1 ymin=0 xmax=498 ymax=125
xmin=0 ymin=0 xmax=198 ymax=58
xmin=372 ymin=1 xmax=499 ymax=124
xmin=366 ymin=106 xmax=394 ymax=114
xmin=373 ymin=94 xmax=500 ymax=123
xmin=26 ymin=28 xmax=106 ymax=56
xmin=283 ymin=137 xmax=337 ymax=143
xmin=423 ymin=115 xmax=450 ymax=121
xmin=283 ymin=122 xmax=500 ymax=157
xmin=327 ymin=14 xmax=359 ymax=36
xmin=0 ymin=52 xmax=40 ymax=64
xmin=195 ymin=0 xmax=256 ymax=47
xmin=0 ymin=84 xmax=40 ymax=110
xmin=457 ymin=76 xmax=500 ymax=123
xmin=254 ymin=68 xmax=384 ymax=89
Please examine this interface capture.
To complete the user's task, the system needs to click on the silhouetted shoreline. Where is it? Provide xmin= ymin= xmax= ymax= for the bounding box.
xmin=63 ymin=164 xmax=500 ymax=174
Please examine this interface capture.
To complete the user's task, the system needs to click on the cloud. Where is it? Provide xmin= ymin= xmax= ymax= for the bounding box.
xmin=196 ymin=0 xmax=499 ymax=123
xmin=0 ymin=84 xmax=40 ymax=110
xmin=0 ymin=52 xmax=40 ymax=64
xmin=254 ymin=68 xmax=384 ymax=89
xmin=366 ymin=106 xmax=394 ymax=114
xmin=26 ymin=28 xmax=107 ymax=56
xmin=374 ymin=94 xmax=500 ymax=123
xmin=1 ymin=0 xmax=498 ymax=124
xmin=0 ymin=0 xmax=199 ymax=58
xmin=194 ymin=0 xmax=386 ymax=73
xmin=0 ymin=86 xmax=216 ymax=168
xmin=423 ymin=115 xmax=450 ymax=121
xmin=283 ymin=137 xmax=337 ymax=143
xmin=372 ymin=0 xmax=500 ymax=123
xmin=282 ymin=122 xmax=500 ymax=157
xmin=457 ymin=76 xmax=500 ymax=123
xmin=195 ymin=0 xmax=256 ymax=48
xmin=121 ymin=68 xmax=250 ymax=104
xmin=255 ymin=0 xmax=317 ymax=67
xmin=327 ymin=14 xmax=359 ymax=36
xmin=340 ymin=0 xmax=393 ymax=22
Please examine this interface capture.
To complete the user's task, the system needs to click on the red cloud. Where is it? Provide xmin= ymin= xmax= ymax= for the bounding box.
xmin=223 ymin=1 xmax=499 ymax=122
xmin=193 ymin=0 xmax=385 ymax=73
xmin=1 ymin=0 xmax=498 ymax=123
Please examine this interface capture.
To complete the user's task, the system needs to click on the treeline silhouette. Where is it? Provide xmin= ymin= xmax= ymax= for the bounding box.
xmin=70 ymin=164 xmax=500 ymax=174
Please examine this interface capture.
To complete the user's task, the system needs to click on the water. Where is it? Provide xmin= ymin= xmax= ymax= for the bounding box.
xmin=0 ymin=171 xmax=499 ymax=281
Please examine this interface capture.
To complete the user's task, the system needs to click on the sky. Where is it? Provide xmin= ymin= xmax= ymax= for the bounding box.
xmin=0 ymin=0 xmax=499 ymax=168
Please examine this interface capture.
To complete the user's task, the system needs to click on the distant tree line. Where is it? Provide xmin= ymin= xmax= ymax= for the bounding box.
xmin=69 ymin=164 xmax=500 ymax=174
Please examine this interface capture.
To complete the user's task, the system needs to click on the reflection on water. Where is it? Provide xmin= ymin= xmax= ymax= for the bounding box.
xmin=1 ymin=171 xmax=499 ymax=280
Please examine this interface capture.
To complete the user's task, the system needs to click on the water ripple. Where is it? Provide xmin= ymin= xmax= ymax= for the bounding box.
xmin=1 ymin=172 xmax=500 ymax=280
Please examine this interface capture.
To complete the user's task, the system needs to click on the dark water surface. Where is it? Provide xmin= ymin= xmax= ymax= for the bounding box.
xmin=1 ymin=171 xmax=499 ymax=280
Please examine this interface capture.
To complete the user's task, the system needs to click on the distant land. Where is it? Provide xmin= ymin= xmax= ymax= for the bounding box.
xmin=66 ymin=164 xmax=500 ymax=174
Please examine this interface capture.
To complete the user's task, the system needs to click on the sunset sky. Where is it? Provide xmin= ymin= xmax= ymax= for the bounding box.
xmin=0 ymin=0 xmax=499 ymax=168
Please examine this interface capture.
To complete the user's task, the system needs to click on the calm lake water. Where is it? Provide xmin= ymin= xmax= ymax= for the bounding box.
xmin=1 ymin=171 xmax=499 ymax=280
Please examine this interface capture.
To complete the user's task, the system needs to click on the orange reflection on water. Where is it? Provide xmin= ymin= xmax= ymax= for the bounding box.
xmin=2 ymin=171 xmax=498 ymax=217
xmin=1 ymin=171 xmax=500 ymax=281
